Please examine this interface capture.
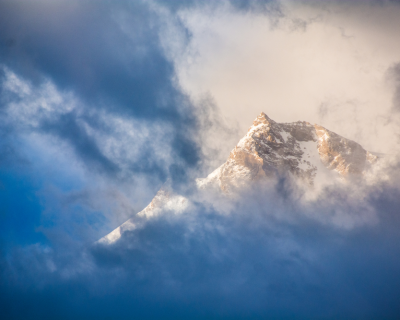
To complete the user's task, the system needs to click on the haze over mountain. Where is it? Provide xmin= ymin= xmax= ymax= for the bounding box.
xmin=100 ymin=112 xmax=381 ymax=245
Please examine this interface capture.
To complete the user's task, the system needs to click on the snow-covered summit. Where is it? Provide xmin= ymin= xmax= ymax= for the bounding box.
xmin=197 ymin=112 xmax=377 ymax=192
xmin=99 ymin=112 xmax=379 ymax=244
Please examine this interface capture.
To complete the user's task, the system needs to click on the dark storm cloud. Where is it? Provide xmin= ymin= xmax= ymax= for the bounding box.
xmin=41 ymin=112 xmax=119 ymax=174
xmin=2 ymin=175 xmax=400 ymax=319
xmin=0 ymin=0 xmax=210 ymax=262
xmin=153 ymin=0 xmax=279 ymax=12
xmin=0 ymin=0 xmax=174 ymax=118
xmin=0 ymin=0 xmax=202 ymax=181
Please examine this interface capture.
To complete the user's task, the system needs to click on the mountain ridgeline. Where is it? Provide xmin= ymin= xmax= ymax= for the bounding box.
xmin=100 ymin=112 xmax=379 ymax=244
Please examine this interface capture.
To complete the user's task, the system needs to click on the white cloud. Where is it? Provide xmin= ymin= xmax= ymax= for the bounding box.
xmin=1 ymin=67 xmax=76 ymax=128
xmin=162 ymin=0 xmax=400 ymax=154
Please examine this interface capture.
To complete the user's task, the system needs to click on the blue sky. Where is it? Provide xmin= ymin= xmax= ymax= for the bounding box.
xmin=1 ymin=0 xmax=400 ymax=319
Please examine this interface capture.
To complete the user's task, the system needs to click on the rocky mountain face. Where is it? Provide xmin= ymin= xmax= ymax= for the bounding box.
xmin=197 ymin=112 xmax=378 ymax=192
xmin=99 ymin=112 xmax=379 ymax=244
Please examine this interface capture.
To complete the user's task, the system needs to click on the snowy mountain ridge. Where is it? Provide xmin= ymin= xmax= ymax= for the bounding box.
xmin=99 ymin=112 xmax=379 ymax=244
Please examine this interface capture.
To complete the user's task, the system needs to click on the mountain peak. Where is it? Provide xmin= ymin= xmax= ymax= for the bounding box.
xmin=198 ymin=113 xmax=379 ymax=192
xmin=253 ymin=112 xmax=275 ymax=127
xmin=100 ymin=113 xmax=381 ymax=244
